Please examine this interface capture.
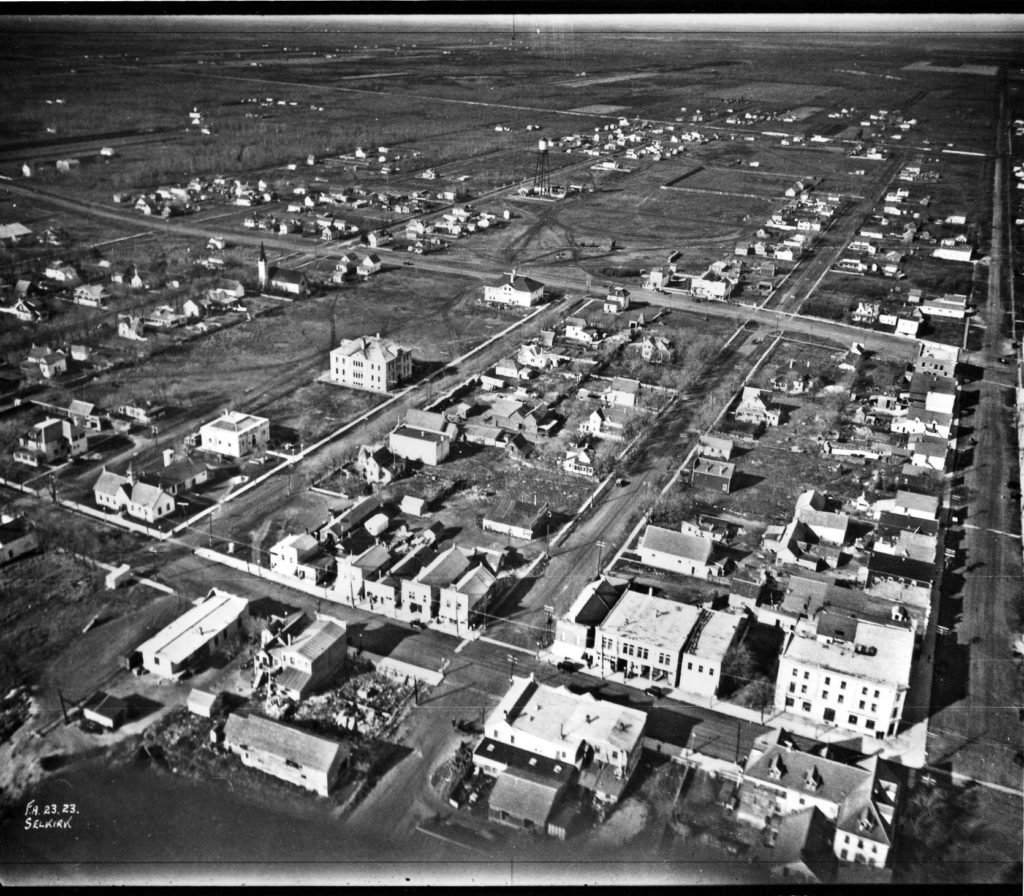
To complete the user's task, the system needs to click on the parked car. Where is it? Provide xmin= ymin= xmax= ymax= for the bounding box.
xmin=410 ymin=620 xmax=426 ymax=631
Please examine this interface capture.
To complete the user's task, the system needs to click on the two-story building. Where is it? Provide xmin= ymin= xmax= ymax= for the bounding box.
xmin=329 ymin=334 xmax=413 ymax=393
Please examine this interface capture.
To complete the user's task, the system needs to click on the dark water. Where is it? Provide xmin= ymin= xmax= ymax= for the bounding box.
xmin=0 ymin=758 xmax=764 ymax=885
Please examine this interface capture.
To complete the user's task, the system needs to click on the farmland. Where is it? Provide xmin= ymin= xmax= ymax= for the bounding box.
xmin=0 ymin=16 xmax=1022 ymax=889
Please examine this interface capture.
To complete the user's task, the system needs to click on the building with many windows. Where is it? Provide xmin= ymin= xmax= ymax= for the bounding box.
xmin=774 ymin=617 xmax=914 ymax=740
xmin=592 ymin=587 xmax=744 ymax=697
xmin=737 ymin=728 xmax=901 ymax=869
xmin=329 ymin=334 xmax=412 ymax=393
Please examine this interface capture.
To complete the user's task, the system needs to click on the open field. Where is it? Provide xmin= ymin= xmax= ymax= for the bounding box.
xmin=1 ymin=19 xmax=1022 ymax=886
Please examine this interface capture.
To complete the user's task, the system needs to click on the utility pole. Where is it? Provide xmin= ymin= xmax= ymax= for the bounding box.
xmin=596 ymin=540 xmax=605 ymax=577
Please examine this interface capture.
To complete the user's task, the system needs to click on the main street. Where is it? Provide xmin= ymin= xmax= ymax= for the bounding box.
xmin=925 ymin=73 xmax=1024 ymax=789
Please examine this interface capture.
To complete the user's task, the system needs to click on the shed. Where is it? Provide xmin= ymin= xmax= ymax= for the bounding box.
xmin=365 ymin=513 xmax=390 ymax=537
xmin=188 ymin=688 xmax=225 ymax=718
xmin=82 ymin=691 xmax=128 ymax=730
xmin=105 ymin=563 xmax=132 ymax=590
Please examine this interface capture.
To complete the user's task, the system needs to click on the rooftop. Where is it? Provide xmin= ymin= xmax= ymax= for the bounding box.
xmin=203 ymin=410 xmax=268 ymax=434
xmin=278 ymin=617 xmax=347 ymax=664
xmin=137 ymin=590 xmax=249 ymax=667
xmin=223 ymin=713 xmax=349 ymax=773
xmin=600 ymin=588 xmax=703 ymax=655
xmin=783 ymin=620 xmax=914 ymax=688
xmin=640 ymin=524 xmax=714 ymax=564
xmin=494 ymin=676 xmax=646 ymax=756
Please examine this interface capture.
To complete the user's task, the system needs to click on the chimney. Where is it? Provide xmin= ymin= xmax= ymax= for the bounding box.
xmin=162 ymin=448 xmax=175 ymax=467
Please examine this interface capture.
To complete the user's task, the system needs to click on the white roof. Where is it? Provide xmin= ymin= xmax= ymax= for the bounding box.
xmin=202 ymin=410 xmax=268 ymax=434
xmin=137 ymin=590 xmax=248 ymax=667
xmin=783 ymin=621 xmax=914 ymax=688
xmin=600 ymin=588 xmax=702 ymax=655
xmin=491 ymin=676 xmax=646 ymax=756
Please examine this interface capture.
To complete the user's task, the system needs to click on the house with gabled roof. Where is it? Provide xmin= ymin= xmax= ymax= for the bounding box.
xmin=735 ymin=386 xmax=781 ymax=426
xmin=483 ymin=270 xmax=545 ymax=307
xmin=14 ymin=417 xmax=88 ymax=467
xmin=224 ymin=713 xmax=350 ymax=796
xmin=698 ymin=434 xmax=734 ymax=461
xmin=637 ymin=524 xmax=726 ymax=580
xmin=737 ymin=728 xmax=900 ymax=869
xmin=93 ymin=465 xmax=176 ymax=523
xmin=564 ymin=316 xmax=601 ymax=345
xmin=482 ymin=495 xmax=550 ymax=541
xmin=268 ymin=617 xmax=348 ymax=701
xmin=0 ymin=513 xmax=40 ymax=565
xmin=269 ymin=532 xmax=336 ymax=585
xmin=356 ymin=443 xmax=399 ymax=485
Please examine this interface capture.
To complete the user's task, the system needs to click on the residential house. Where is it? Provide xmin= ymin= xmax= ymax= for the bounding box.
xmin=737 ymin=386 xmax=781 ymax=426
xmin=563 ymin=445 xmax=597 ymax=477
xmin=563 ymin=316 xmax=601 ymax=345
xmin=691 ymin=270 xmax=734 ymax=301
xmin=637 ymin=524 xmax=725 ymax=580
xmin=73 ymin=283 xmax=109 ymax=308
xmin=332 ymin=543 xmax=395 ymax=606
xmin=137 ymin=589 xmax=248 ymax=678
xmin=605 ymin=377 xmax=640 ymax=409
xmin=0 ymin=514 xmax=40 ymax=565
xmin=182 ymin=298 xmax=207 ymax=321
xmin=199 ymin=411 xmax=270 ymax=458
xmin=358 ymin=254 xmax=382 ymax=277
xmin=269 ymin=533 xmax=336 ymax=585
xmin=356 ymin=444 xmax=399 ymax=485
xmin=117 ymin=314 xmax=146 ymax=341
xmin=691 ymin=457 xmax=735 ymax=494
xmin=580 ymin=406 xmax=631 ymax=442
xmin=224 ymin=713 xmax=350 ymax=797
xmin=603 ymin=287 xmax=631 ymax=314
xmin=698 ymin=435 xmax=734 ymax=461
xmin=637 ymin=334 xmax=674 ymax=364
xmin=14 ymin=417 xmax=88 ymax=467
xmin=329 ymin=335 xmax=412 ymax=393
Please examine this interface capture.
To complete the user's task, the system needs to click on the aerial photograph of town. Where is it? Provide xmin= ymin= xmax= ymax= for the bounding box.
xmin=0 ymin=11 xmax=1021 ymax=887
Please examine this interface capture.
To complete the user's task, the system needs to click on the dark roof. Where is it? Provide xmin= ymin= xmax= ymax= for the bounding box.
xmin=573 ymin=579 xmax=627 ymax=627
xmin=473 ymin=737 xmax=575 ymax=785
xmin=876 ymin=511 xmax=939 ymax=537
xmin=484 ymin=495 xmax=549 ymax=531
xmin=867 ymin=551 xmax=935 ymax=585
xmin=269 ymin=267 xmax=307 ymax=285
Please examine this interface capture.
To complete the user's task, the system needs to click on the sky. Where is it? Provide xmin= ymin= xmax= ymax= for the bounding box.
xmin=4 ymin=13 xmax=1024 ymax=34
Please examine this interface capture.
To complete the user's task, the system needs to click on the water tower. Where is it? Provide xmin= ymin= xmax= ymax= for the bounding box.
xmin=533 ymin=138 xmax=551 ymax=195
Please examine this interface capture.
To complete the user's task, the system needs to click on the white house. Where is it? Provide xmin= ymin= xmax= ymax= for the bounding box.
xmin=483 ymin=270 xmax=545 ymax=307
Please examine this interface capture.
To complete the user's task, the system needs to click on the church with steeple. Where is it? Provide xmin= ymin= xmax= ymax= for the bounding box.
xmin=257 ymin=242 xmax=309 ymax=297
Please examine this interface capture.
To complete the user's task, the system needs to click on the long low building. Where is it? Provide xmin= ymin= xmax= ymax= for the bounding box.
xmin=137 ymin=589 xmax=249 ymax=679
